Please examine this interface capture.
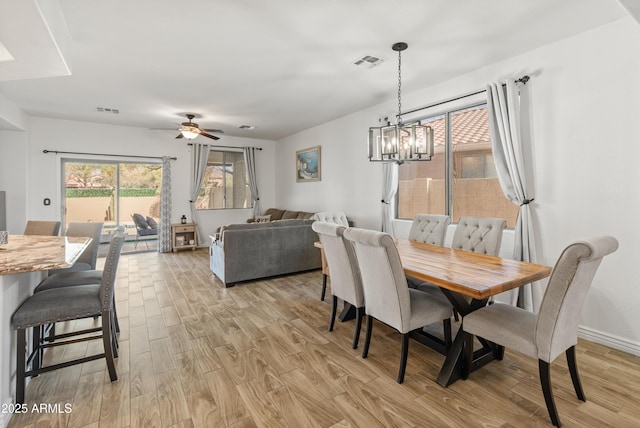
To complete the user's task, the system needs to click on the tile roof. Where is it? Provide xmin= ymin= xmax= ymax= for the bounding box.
xmin=421 ymin=106 xmax=490 ymax=147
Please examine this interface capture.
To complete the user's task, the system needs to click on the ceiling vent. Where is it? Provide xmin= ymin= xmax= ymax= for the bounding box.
xmin=353 ymin=54 xmax=383 ymax=68
xmin=96 ymin=107 xmax=119 ymax=114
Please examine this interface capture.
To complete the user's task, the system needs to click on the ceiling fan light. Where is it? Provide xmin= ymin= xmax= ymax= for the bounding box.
xmin=180 ymin=127 xmax=199 ymax=140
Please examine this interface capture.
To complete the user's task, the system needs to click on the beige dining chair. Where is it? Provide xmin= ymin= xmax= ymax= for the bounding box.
xmin=312 ymin=221 xmax=365 ymax=349
xmin=48 ymin=222 xmax=104 ymax=274
xmin=406 ymin=214 xmax=451 ymax=289
xmin=462 ymin=235 xmax=618 ymax=427
xmin=312 ymin=211 xmax=350 ymax=300
xmin=12 ymin=230 xmax=126 ymax=404
xmin=451 ymin=216 xmax=507 ymax=255
xmin=23 ymin=220 xmax=61 ymax=236
xmin=343 ymin=227 xmax=452 ymax=383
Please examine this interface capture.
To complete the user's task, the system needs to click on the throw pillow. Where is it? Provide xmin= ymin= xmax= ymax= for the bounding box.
xmin=255 ymin=215 xmax=272 ymax=223
xmin=132 ymin=213 xmax=150 ymax=229
xmin=146 ymin=216 xmax=158 ymax=229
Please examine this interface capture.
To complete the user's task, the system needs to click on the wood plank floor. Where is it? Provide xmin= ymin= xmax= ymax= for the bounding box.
xmin=7 ymin=249 xmax=640 ymax=428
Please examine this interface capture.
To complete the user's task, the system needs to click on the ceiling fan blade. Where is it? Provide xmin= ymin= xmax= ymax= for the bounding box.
xmin=175 ymin=133 xmax=184 ymax=139
xmin=149 ymin=128 xmax=181 ymax=131
xmin=199 ymin=132 xmax=220 ymax=140
xmin=201 ymin=128 xmax=224 ymax=133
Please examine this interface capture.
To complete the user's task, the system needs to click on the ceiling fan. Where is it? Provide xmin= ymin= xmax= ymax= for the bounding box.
xmin=154 ymin=114 xmax=223 ymax=140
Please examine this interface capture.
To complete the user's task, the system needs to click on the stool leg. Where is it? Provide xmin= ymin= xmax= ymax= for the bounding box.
xmin=102 ymin=310 xmax=118 ymax=382
xmin=16 ymin=329 xmax=27 ymax=404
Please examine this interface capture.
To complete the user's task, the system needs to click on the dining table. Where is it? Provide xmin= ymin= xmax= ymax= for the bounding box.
xmin=393 ymin=238 xmax=552 ymax=386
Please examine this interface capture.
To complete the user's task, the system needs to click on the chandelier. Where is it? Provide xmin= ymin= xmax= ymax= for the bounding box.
xmin=368 ymin=42 xmax=433 ymax=163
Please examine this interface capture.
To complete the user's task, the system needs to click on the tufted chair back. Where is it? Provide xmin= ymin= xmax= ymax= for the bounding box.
xmin=408 ymin=214 xmax=451 ymax=246
xmin=312 ymin=212 xmax=349 ymax=227
xmin=451 ymin=216 xmax=507 ymax=256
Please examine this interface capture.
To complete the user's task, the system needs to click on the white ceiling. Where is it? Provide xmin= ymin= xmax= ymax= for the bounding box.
xmin=0 ymin=0 xmax=631 ymax=140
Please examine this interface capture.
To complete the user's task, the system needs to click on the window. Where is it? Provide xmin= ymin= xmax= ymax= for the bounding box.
xmin=195 ymin=150 xmax=251 ymax=209
xmin=397 ymin=104 xmax=518 ymax=227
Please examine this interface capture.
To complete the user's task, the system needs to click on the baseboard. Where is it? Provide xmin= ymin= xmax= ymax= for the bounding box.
xmin=578 ymin=326 xmax=640 ymax=356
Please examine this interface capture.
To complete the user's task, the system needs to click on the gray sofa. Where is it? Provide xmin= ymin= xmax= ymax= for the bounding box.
xmin=209 ymin=219 xmax=321 ymax=287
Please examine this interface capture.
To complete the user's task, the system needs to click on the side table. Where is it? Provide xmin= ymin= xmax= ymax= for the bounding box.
xmin=172 ymin=223 xmax=197 ymax=252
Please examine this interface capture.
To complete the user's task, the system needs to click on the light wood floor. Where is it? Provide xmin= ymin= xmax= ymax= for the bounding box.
xmin=7 ymin=249 xmax=640 ymax=428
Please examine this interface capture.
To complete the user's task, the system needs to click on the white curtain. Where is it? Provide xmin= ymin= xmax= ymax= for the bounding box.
xmin=189 ymin=143 xmax=210 ymax=245
xmin=487 ymin=79 xmax=541 ymax=312
xmin=158 ymin=156 xmax=172 ymax=253
xmin=381 ymin=162 xmax=398 ymax=236
xmin=243 ymin=147 xmax=261 ymax=218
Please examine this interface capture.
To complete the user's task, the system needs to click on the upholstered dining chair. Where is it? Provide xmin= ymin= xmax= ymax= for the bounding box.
xmin=343 ymin=227 xmax=452 ymax=383
xmin=406 ymin=214 xmax=451 ymax=289
xmin=312 ymin=221 xmax=365 ymax=349
xmin=451 ymin=216 xmax=507 ymax=255
xmin=12 ymin=230 xmax=126 ymax=404
xmin=462 ymin=235 xmax=619 ymax=427
xmin=312 ymin=211 xmax=349 ymax=300
xmin=48 ymin=222 xmax=104 ymax=275
xmin=23 ymin=220 xmax=61 ymax=236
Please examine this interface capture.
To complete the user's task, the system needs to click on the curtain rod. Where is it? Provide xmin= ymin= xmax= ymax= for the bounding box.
xmin=43 ymin=149 xmax=177 ymax=160
xmin=400 ymin=75 xmax=530 ymax=117
xmin=187 ymin=143 xmax=263 ymax=150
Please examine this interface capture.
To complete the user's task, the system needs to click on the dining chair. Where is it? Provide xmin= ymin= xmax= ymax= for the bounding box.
xmin=48 ymin=222 xmax=104 ymax=275
xmin=23 ymin=220 xmax=61 ymax=236
xmin=406 ymin=214 xmax=451 ymax=289
xmin=451 ymin=216 xmax=507 ymax=255
xmin=312 ymin=211 xmax=349 ymax=300
xmin=343 ymin=227 xmax=452 ymax=383
xmin=462 ymin=235 xmax=619 ymax=427
xmin=12 ymin=230 xmax=126 ymax=404
xmin=312 ymin=221 xmax=365 ymax=349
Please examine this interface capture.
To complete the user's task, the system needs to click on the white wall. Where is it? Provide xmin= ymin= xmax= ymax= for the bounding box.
xmin=23 ymin=117 xmax=277 ymax=242
xmin=275 ymin=17 xmax=640 ymax=355
xmin=0 ymin=130 xmax=27 ymax=233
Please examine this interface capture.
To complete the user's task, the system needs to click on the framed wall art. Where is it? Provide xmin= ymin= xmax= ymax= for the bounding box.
xmin=296 ymin=145 xmax=321 ymax=182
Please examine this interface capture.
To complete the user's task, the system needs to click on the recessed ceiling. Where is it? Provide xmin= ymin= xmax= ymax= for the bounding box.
xmin=0 ymin=0 xmax=630 ymax=139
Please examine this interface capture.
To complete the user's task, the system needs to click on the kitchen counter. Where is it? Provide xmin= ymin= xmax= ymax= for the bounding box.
xmin=0 ymin=235 xmax=90 ymax=275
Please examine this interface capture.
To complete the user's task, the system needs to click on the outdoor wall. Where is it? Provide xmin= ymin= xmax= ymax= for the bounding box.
xmin=275 ymin=17 xmax=640 ymax=355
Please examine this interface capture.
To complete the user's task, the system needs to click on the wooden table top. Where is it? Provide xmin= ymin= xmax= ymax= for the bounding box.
xmin=0 ymin=235 xmax=91 ymax=275
xmin=395 ymin=239 xmax=552 ymax=300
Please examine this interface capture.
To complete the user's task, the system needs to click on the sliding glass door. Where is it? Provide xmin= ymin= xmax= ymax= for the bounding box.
xmin=62 ymin=160 xmax=162 ymax=249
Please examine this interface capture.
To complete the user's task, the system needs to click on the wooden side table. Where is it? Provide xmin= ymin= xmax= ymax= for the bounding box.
xmin=172 ymin=223 xmax=197 ymax=252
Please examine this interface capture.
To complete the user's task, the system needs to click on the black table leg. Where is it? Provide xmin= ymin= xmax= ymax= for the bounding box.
xmin=338 ymin=302 xmax=356 ymax=322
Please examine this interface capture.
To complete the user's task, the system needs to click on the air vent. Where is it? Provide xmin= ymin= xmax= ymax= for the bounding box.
xmin=353 ymin=54 xmax=383 ymax=68
xmin=96 ymin=107 xmax=120 ymax=114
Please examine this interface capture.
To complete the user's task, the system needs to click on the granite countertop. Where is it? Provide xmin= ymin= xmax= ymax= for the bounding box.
xmin=0 ymin=235 xmax=91 ymax=275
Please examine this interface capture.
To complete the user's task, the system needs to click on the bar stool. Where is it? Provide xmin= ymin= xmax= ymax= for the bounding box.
xmin=12 ymin=231 xmax=125 ymax=404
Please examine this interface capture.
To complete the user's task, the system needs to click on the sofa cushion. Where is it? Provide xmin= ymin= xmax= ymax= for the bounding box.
xmin=297 ymin=211 xmax=314 ymax=219
xmin=281 ymin=210 xmax=300 ymax=220
xmin=264 ymin=208 xmax=285 ymax=221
